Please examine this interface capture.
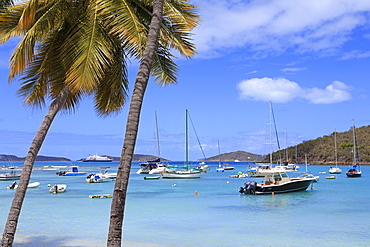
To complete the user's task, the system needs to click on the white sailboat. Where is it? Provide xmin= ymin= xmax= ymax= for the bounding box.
xmin=248 ymin=102 xmax=284 ymax=177
xmin=137 ymin=112 xmax=174 ymax=175
xmin=329 ymin=129 xmax=342 ymax=174
xmin=161 ymin=110 xmax=202 ymax=179
xmin=298 ymin=155 xmax=319 ymax=182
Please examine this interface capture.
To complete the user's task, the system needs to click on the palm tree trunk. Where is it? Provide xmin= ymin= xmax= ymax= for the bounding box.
xmin=107 ymin=0 xmax=164 ymax=245
xmin=1 ymin=87 xmax=69 ymax=247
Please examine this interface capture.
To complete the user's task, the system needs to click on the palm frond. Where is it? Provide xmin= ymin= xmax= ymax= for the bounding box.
xmin=151 ymin=43 xmax=178 ymax=85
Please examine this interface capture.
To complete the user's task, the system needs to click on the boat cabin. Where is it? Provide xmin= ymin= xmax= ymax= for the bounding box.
xmin=262 ymin=172 xmax=290 ymax=185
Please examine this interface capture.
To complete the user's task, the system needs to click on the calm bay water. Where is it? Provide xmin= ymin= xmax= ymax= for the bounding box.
xmin=0 ymin=161 xmax=369 ymax=247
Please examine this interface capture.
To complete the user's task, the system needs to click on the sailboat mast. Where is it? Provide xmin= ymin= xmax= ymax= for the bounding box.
xmin=285 ymin=130 xmax=288 ymax=162
xmin=334 ymin=129 xmax=338 ymax=166
xmin=269 ymin=101 xmax=273 ymax=164
xmin=185 ymin=110 xmax=189 ymax=169
xmin=218 ymin=140 xmax=221 ymax=166
xmin=155 ymin=111 xmax=161 ymax=158
xmin=352 ymin=120 xmax=359 ymax=167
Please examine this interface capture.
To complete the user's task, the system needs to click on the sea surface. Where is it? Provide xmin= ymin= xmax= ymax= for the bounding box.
xmin=0 ymin=160 xmax=369 ymax=247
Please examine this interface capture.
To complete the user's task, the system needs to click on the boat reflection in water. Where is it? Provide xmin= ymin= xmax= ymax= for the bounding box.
xmin=239 ymin=171 xmax=315 ymax=195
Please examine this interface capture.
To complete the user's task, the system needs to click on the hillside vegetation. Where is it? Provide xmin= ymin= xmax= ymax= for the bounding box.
xmin=205 ymin=151 xmax=266 ymax=162
xmin=266 ymin=125 xmax=370 ymax=165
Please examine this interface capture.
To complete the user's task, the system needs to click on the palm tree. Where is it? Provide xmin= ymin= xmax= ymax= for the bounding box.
xmin=0 ymin=0 xmax=199 ymax=245
xmin=0 ymin=0 xmax=12 ymax=7
xmin=107 ymin=0 xmax=199 ymax=245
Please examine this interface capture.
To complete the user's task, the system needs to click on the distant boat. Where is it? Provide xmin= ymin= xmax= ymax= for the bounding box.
xmin=143 ymin=176 xmax=161 ymax=180
xmin=7 ymin=181 xmax=40 ymax=189
xmin=247 ymin=102 xmax=286 ymax=177
xmin=85 ymin=173 xmax=110 ymax=183
xmin=329 ymin=129 xmax=342 ymax=174
xmin=298 ymin=155 xmax=319 ymax=182
xmin=83 ymin=154 xmax=112 ymax=162
xmin=326 ymin=175 xmax=336 ymax=179
xmin=161 ymin=110 xmax=202 ymax=179
xmin=346 ymin=120 xmax=362 ymax=177
xmin=0 ymin=171 xmax=21 ymax=181
xmin=56 ymin=166 xmax=87 ymax=176
xmin=89 ymin=194 xmax=112 ymax=199
xmin=239 ymin=171 xmax=315 ymax=195
xmin=49 ymin=184 xmax=67 ymax=193
xmin=216 ymin=141 xmax=224 ymax=172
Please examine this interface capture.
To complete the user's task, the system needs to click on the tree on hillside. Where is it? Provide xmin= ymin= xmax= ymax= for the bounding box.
xmin=107 ymin=0 xmax=199 ymax=245
xmin=0 ymin=0 xmax=199 ymax=245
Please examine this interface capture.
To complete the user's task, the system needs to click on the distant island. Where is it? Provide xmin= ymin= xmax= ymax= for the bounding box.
xmin=0 ymin=152 xmax=263 ymax=162
xmin=3 ymin=124 xmax=370 ymax=165
xmin=0 ymin=154 xmax=70 ymax=162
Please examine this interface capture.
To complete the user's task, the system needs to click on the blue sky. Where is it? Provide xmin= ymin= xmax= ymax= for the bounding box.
xmin=1 ymin=0 xmax=370 ymax=161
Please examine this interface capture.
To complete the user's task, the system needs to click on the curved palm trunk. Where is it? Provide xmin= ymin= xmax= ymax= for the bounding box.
xmin=107 ymin=0 xmax=164 ymax=245
xmin=1 ymin=87 xmax=69 ymax=246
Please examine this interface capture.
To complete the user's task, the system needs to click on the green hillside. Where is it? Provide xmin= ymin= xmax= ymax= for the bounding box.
xmin=205 ymin=151 xmax=266 ymax=162
xmin=266 ymin=125 xmax=370 ymax=165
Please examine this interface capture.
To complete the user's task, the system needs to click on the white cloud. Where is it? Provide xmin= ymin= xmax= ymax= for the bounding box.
xmin=237 ymin=77 xmax=351 ymax=104
xmin=303 ymin=81 xmax=352 ymax=104
xmin=281 ymin=67 xmax=307 ymax=73
xmin=193 ymin=0 xmax=370 ymax=56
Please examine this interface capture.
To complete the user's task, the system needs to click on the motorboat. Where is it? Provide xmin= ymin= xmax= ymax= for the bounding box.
xmin=143 ymin=176 xmax=161 ymax=180
xmin=326 ymin=175 xmax=336 ymax=179
xmin=197 ymin=162 xmax=210 ymax=172
xmin=85 ymin=173 xmax=110 ymax=183
xmin=49 ymin=184 xmax=67 ymax=193
xmin=99 ymin=167 xmax=117 ymax=179
xmin=278 ymin=162 xmax=300 ymax=171
xmin=247 ymin=164 xmax=285 ymax=177
xmin=83 ymin=154 xmax=112 ymax=162
xmin=239 ymin=171 xmax=315 ymax=195
xmin=0 ymin=171 xmax=21 ymax=181
xmin=56 ymin=166 xmax=87 ymax=176
xmin=229 ymin=171 xmax=248 ymax=178
xmin=223 ymin=163 xmax=235 ymax=170
xmin=7 ymin=181 xmax=40 ymax=189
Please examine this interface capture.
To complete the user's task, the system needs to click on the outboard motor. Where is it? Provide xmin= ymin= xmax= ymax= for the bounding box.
xmin=239 ymin=181 xmax=257 ymax=195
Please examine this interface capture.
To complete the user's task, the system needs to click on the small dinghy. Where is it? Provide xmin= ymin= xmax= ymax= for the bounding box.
xmin=7 ymin=181 xmax=40 ymax=189
xmin=144 ymin=176 xmax=160 ymax=180
xmin=49 ymin=184 xmax=67 ymax=193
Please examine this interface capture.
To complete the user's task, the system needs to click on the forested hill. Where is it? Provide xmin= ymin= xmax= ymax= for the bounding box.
xmin=205 ymin=151 xmax=266 ymax=162
xmin=266 ymin=125 xmax=370 ymax=165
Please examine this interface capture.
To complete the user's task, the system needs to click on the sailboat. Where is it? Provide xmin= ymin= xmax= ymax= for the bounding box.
xmin=329 ymin=129 xmax=342 ymax=174
xmin=298 ymin=155 xmax=319 ymax=182
xmin=248 ymin=101 xmax=284 ymax=177
xmin=346 ymin=120 xmax=362 ymax=177
xmin=137 ymin=112 xmax=174 ymax=175
xmin=161 ymin=110 xmax=202 ymax=179
xmin=216 ymin=140 xmax=224 ymax=172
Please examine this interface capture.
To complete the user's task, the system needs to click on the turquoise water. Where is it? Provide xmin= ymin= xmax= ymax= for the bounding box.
xmin=0 ymin=161 xmax=369 ymax=247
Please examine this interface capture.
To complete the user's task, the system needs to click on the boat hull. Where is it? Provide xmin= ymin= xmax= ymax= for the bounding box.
xmin=255 ymin=179 xmax=314 ymax=195
xmin=0 ymin=175 xmax=21 ymax=181
xmin=161 ymin=171 xmax=202 ymax=179
xmin=346 ymin=172 xmax=362 ymax=177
